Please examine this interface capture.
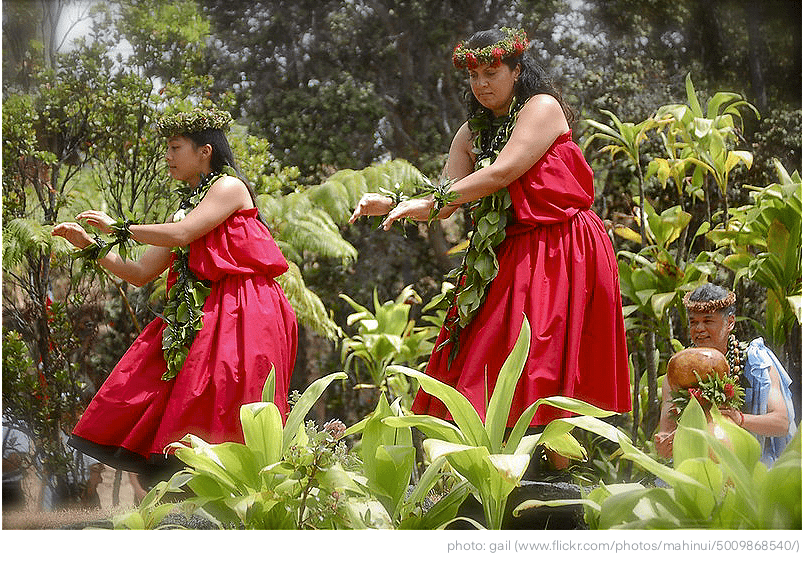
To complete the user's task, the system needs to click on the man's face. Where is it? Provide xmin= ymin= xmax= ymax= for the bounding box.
xmin=688 ymin=310 xmax=734 ymax=353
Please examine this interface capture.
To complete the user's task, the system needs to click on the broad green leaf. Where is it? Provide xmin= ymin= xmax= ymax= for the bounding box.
xmin=398 ymin=480 xmax=472 ymax=530
xmin=617 ymin=432 xmax=706 ymax=490
xmin=540 ymin=431 xmax=586 ymax=460
xmin=261 ymin=366 xmax=276 ymax=403
xmin=614 ymin=225 xmax=643 ymax=243
xmin=514 ymin=498 xmax=602 ymax=518
xmin=383 ymin=414 xmax=467 ymax=444
xmin=673 ymin=458 xmax=723 ymax=519
xmin=240 ymin=401 xmax=283 ymax=467
xmin=387 ymin=365 xmax=490 ymax=449
xmin=485 ymin=315 xmax=531 ymax=453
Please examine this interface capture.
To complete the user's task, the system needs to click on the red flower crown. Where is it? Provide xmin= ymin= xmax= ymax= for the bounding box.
xmin=452 ymin=27 xmax=529 ymax=69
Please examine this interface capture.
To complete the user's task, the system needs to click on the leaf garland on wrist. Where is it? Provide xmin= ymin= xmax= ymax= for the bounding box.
xmin=378 ymin=185 xmax=410 ymax=209
xmin=73 ymin=217 xmax=137 ymax=266
xmin=433 ymin=98 xmax=524 ymax=363
xmin=418 ymin=176 xmax=458 ymax=222
xmin=160 ymin=168 xmax=231 ymax=381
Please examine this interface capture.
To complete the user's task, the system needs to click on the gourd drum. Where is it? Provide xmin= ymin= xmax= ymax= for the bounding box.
xmin=666 ymin=347 xmax=729 ymax=389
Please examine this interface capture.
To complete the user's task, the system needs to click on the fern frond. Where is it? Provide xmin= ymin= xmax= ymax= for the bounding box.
xmin=276 ymin=261 xmax=341 ymax=340
xmin=2 ymin=219 xmax=71 ymax=270
xmin=278 ymin=211 xmax=357 ymax=261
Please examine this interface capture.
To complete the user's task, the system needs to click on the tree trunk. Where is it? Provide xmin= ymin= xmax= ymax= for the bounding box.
xmin=112 ymin=469 xmax=122 ymax=507
xmin=743 ymin=0 xmax=768 ymax=113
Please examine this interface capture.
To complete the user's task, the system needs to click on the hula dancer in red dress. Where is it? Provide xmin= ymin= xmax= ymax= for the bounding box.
xmin=52 ymin=107 xmax=297 ymax=487
xmin=350 ymin=28 xmax=631 ymax=467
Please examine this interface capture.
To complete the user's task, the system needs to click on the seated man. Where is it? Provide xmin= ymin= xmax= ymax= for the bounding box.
xmin=655 ymin=283 xmax=796 ymax=465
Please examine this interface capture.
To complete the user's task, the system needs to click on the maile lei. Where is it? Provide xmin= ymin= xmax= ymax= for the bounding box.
xmin=74 ymin=167 xmax=232 ymax=381
xmin=160 ymin=167 xmax=235 ymax=380
xmin=426 ymin=97 xmax=525 ymax=363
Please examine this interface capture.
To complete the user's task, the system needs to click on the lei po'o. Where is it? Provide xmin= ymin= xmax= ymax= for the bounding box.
xmin=452 ymin=28 xmax=529 ymax=69
xmin=156 ymin=108 xmax=232 ymax=138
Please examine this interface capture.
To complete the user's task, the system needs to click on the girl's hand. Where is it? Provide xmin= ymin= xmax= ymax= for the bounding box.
xmin=380 ymin=197 xmax=434 ymax=230
xmin=76 ymin=210 xmax=115 ymax=235
xmin=52 ymin=222 xmax=93 ymax=249
xmin=349 ymin=193 xmax=394 ymax=224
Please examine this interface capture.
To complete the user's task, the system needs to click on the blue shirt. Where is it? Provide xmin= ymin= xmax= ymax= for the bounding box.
xmin=742 ymin=338 xmax=796 ymax=465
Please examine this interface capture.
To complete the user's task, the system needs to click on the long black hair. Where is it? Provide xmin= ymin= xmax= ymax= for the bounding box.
xmin=183 ymin=128 xmax=269 ymax=227
xmin=462 ymin=28 xmax=576 ymax=125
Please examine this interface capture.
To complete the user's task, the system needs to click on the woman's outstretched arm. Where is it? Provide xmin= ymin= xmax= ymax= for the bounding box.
xmin=52 ymin=222 xmax=172 ymax=286
xmin=380 ymin=94 xmax=569 ymax=229
xmin=78 ymin=175 xmax=253 ymax=248
xmin=349 ymin=121 xmax=477 ymax=224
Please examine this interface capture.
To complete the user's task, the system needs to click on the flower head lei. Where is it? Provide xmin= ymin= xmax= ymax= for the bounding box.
xmin=156 ymin=107 xmax=233 ymax=138
xmin=452 ymin=27 xmax=529 ymax=69
xmin=682 ymin=290 xmax=736 ymax=314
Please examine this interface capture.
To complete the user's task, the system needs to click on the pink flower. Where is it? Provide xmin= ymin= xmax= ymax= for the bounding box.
xmin=491 ymin=47 xmax=505 ymax=61
xmin=689 ymin=387 xmax=710 ymax=409
xmin=724 ymin=383 xmax=735 ymax=398
xmin=466 ymin=52 xmax=478 ymax=68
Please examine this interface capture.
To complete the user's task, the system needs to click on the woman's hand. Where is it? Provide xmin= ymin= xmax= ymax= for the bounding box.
xmin=76 ymin=210 xmax=115 ymax=235
xmin=380 ymin=197 xmax=434 ymax=230
xmin=349 ymin=193 xmax=394 ymax=224
xmin=52 ymin=222 xmax=93 ymax=249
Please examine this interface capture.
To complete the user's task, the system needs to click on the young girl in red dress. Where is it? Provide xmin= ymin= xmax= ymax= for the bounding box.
xmin=350 ymin=28 xmax=631 ymax=467
xmin=52 ymin=107 xmax=297 ymax=487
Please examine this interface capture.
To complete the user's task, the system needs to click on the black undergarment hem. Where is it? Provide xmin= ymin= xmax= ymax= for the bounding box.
xmin=68 ymin=434 xmax=183 ymax=481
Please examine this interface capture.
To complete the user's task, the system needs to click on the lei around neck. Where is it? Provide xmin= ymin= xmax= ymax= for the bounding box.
xmin=160 ymin=167 xmax=233 ymax=380
xmin=435 ymin=99 xmax=524 ymax=361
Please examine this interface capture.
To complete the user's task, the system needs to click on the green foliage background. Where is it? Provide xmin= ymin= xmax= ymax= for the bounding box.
xmin=2 ymin=0 xmax=800 ymax=512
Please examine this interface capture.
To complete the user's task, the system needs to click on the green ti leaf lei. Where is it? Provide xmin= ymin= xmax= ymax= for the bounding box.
xmin=73 ymin=219 xmax=137 ymax=271
xmin=434 ymin=98 xmax=524 ymax=362
xmin=160 ymin=168 xmax=234 ymax=381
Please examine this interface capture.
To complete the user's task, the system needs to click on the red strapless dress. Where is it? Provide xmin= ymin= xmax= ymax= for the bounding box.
xmin=70 ymin=208 xmax=297 ymax=473
xmin=412 ymin=131 xmax=631 ymax=426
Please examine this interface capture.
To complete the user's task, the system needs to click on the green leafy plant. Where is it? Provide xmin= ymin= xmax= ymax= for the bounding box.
xmin=616 ymin=198 xmax=716 ymax=438
xmin=708 ymin=160 xmax=802 ymax=353
xmin=516 ymin=398 xmax=801 ymax=529
xmin=344 ymin=393 xmax=472 ymax=529
xmin=115 ymin=370 xmax=397 ymax=529
xmin=340 ymin=285 xmax=439 ymax=409
xmin=654 ymin=73 xmax=759 ymax=224
xmin=382 ymin=316 xmax=627 ymax=529
xmin=584 ymin=109 xmax=659 ymax=246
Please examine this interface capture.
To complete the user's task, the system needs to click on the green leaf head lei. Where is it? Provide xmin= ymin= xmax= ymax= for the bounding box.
xmin=156 ymin=107 xmax=233 ymax=138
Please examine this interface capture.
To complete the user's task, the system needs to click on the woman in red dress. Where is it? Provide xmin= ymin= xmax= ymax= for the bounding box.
xmin=52 ymin=108 xmax=297 ymax=486
xmin=350 ymin=28 xmax=631 ymax=465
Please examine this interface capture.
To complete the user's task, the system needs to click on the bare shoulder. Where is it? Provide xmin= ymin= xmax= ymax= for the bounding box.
xmin=208 ymin=174 xmax=252 ymax=209
xmin=452 ymin=121 xmax=473 ymax=146
xmin=449 ymin=121 xmax=475 ymax=156
xmin=518 ymin=94 xmax=569 ymax=134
